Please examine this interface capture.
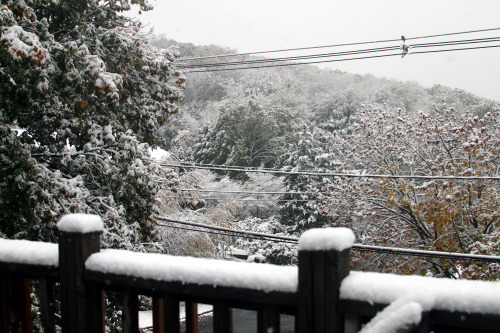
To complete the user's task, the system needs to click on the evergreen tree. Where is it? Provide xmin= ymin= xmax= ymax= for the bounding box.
xmin=0 ymin=0 xmax=183 ymax=249
xmin=192 ymin=99 xmax=296 ymax=180
xmin=279 ymin=127 xmax=333 ymax=235
xmin=312 ymin=90 xmax=360 ymax=132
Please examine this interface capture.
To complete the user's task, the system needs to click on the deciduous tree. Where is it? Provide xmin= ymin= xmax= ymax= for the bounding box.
xmin=315 ymin=105 xmax=500 ymax=279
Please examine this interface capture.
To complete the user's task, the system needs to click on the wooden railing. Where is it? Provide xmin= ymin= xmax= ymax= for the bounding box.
xmin=1 ymin=214 xmax=499 ymax=333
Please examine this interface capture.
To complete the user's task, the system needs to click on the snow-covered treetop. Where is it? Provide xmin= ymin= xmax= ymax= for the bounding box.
xmin=298 ymin=227 xmax=355 ymax=251
xmin=57 ymin=214 xmax=103 ymax=233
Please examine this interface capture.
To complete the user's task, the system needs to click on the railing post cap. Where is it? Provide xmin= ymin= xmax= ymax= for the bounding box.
xmin=298 ymin=227 xmax=355 ymax=252
xmin=57 ymin=213 xmax=104 ymax=234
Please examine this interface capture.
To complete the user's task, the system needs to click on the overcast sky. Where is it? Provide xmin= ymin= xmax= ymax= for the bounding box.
xmin=133 ymin=0 xmax=500 ymax=101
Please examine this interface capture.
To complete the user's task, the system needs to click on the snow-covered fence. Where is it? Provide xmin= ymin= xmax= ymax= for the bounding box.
xmin=1 ymin=214 xmax=500 ymax=333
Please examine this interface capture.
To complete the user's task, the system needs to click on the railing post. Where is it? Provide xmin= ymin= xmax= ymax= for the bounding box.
xmin=297 ymin=228 xmax=354 ymax=333
xmin=57 ymin=214 xmax=104 ymax=333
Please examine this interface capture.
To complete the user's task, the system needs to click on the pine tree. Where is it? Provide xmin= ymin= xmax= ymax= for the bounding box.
xmin=279 ymin=127 xmax=332 ymax=235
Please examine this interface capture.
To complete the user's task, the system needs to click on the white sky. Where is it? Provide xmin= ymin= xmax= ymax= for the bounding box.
xmin=133 ymin=0 xmax=500 ymax=101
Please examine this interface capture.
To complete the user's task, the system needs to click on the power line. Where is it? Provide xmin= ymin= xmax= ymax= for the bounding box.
xmin=178 ymin=45 xmax=402 ymax=69
xmin=176 ymin=188 xmax=309 ymax=195
xmin=163 ymin=196 xmax=315 ymax=202
xmin=170 ymin=161 xmax=283 ymax=172
xmin=352 ymin=243 xmax=500 ymax=263
xmin=160 ymin=162 xmax=500 ymax=181
xmin=155 ymin=216 xmax=500 ymax=264
xmin=185 ymin=44 xmax=500 ymax=73
xmin=155 ymin=216 xmax=299 ymax=244
xmin=178 ymin=27 xmax=500 ymax=61
xmin=169 ymin=160 xmax=341 ymax=174
xmin=179 ymin=36 xmax=500 ymax=70
xmin=179 ymin=38 xmax=401 ymax=62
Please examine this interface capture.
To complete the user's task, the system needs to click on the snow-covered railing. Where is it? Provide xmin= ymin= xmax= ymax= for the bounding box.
xmin=1 ymin=214 xmax=500 ymax=333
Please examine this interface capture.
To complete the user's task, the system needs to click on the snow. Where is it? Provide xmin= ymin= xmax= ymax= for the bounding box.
xmin=298 ymin=227 xmax=355 ymax=251
xmin=57 ymin=213 xmax=104 ymax=233
xmin=359 ymin=300 xmax=422 ymax=333
xmin=0 ymin=238 xmax=58 ymax=267
xmin=340 ymin=271 xmax=500 ymax=315
xmin=150 ymin=147 xmax=170 ymax=160
xmin=86 ymin=249 xmax=298 ymax=293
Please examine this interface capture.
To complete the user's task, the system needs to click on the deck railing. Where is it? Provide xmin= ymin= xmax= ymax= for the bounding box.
xmin=1 ymin=214 xmax=499 ymax=333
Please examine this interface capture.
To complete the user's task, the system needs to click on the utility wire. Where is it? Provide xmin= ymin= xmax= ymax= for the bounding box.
xmin=155 ymin=216 xmax=500 ymax=264
xmin=170 ymin=161 xmax=283 ymax=172
xmin=155 ymin=216 xmax=299 ymax=244
xmin=176 ymin=188 xmax=309 ymax=195
xmin=179 ymin=36 xmax=500 ymax=69
xmin=185 ymin=44 xmax=500 ymax=73
xmin=178 ymin=27 xmax=500 ymax=61
xmin=179 ymin=38 xmax=401 ymax=62
xmin=163 ymin=196 xmax=315 ymax=202
xmin=169 ymin=160 xmax=340 ymax=174
xmin=163 ymin=223 xmax=293 ymax=244
xmin=160 ymin=163 xmax=500 ymax=181
xmin=178 ymin=45 xmax=402 ymax=69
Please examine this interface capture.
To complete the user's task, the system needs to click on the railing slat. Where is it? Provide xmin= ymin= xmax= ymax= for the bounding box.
xmin=258 ymin=304 xmax=280 ymax=333
xmin=163 ymin=296 xmax=180 ymax=333
xmin=185 ymin=301 xmax=199 ymax=333
xmin=0 ymin=276 xmax=8 ymax=333
xmin=152 ymin=297 xmax=164 ymax=333
xmin=213 ymin=301 xmax=233 ymax=333
xmin=344 ymin=314 xmax=362 ymax=333
xmin=416 ymin=312 xmax=431 ymax=333
xmin=122 ymin=289 xmax=139 ymax=333
xmin=8 ymin=276 xmax=33 ymax=333
xmin=38 ymin=278 xmax=56 ymax=333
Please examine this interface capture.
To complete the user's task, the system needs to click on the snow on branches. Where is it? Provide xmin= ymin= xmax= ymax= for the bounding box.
xmin=0 ymin=0 xmax=183 ymax=251
xmin=315 ymin=105 xmax=500 ymax=279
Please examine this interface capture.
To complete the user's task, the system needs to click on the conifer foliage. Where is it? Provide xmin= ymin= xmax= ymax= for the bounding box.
xmin=0 ymin=0 xmax=184 ymax=249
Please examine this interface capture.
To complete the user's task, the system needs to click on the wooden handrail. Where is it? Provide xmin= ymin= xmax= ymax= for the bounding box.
xmin=1 ymin=214 xmax=500 ymax=333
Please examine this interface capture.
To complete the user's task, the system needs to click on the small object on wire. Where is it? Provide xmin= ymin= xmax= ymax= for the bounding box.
xmin=401 ymin=35 xmax=409 ymax=57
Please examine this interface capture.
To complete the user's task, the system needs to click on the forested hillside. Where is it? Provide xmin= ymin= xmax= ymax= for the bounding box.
xmin=152 ymin=35 xmax=499 ymax=279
